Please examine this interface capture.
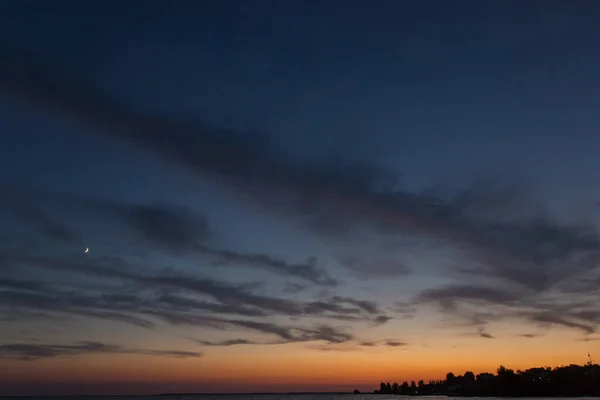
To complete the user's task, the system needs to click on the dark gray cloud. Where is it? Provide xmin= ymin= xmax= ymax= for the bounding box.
xmin=307 ymin=345 xmax=362 ymax=352
xmin=359 ymin=341 xmax=377 ymax=347
xmin=0 ymin=278 xmax=48 ymax=292
xmin=303 ymin=301 xmax=360 ymax=315
xmin=0 ymin=188 xmax=336 ymax=287
xmin=3 ymin=40 xmax=600 ymax=341
xmin=141 ymin=274 xmax=306 ymax=316
xmin=331 ymin=296 xmax=381 ymax=314
xmin=169 ymin=314 xmax=354 ymax=345
xmin=156 ymin=294 xmax=269 ymax=317
xmin=4 ymin=43 xmax=599 ymax=315
xmin=580 ymin=336 xmax=600 ymax=342
xmin=2 ymin=42 xmax=594 ymax=260
xmin=283 ymin=283 xmax=306 ymax=294
xmin=412 ymin=281 xmax=600 ymax=336
xmin=519 ymin=333 xmax=542 ymax=338
xmin=196 ymin=247 xmax=336 ymax=286
xmin=357 ymin=340 xmax=408 ymax=348
xmin=0 ymin=191 xmax=80 ymax=244
xmin=526 ymin=311 xmax=596 ymax=335
xmin=0 ymin=284 xmax=157 ymax=329
xmin=195 ymin=339 xmax=257 ymax=347
xmin=415 ymin=284 xmax=523 ymax=310
xmin=1 ymin=187 xmax=211 ymax=250
xmin=0 ymin=283 xmax=359 ymax=347
xmin=3 ymin=42 xmax=600 ymax=252
xmin=384 ymin=340 xmax=408 ymax=347
xmin=340 ymin=258 xmax=411 ymax=279
xmin=4 ymin=249 xmax=382 ymax=320
xmin=296 ymin=325 xmax=354 ymax=344
xmin=373 ymin=315 xmax=393 ymax=325
xmin=125 ymin=203 xmax=211 ymax=248
xmin=391 ymin=302 xmax=418 ymax=318
xmin=477 ymin=327 xmax=494 ymax=339
xmin=0 ymin=251 xmax=384 ymax=338
xmin=0 ymin=341 xmax=202 ymax=361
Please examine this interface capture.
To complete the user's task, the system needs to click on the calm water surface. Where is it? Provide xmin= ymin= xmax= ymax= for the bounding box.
xmin=8 ymin=396 xmax=600 ymax=400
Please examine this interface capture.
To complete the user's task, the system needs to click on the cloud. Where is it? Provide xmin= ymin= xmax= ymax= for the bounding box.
xmin=1 ymin=188 xmax=211 ymax=251
xmin=124 ymin=203 xmax=211 ymax=248
xmin=373 ymin=315 xmax=393 ymax=325
xmin=195 ymin=339 xmax=257 ymax=347
xmin=579 ymin=336 xmax=600 ymax=342
xmin=156 ymin=294 xmax=269 ymax=317
xmin=415 ymin=284 xmax=523 ymax=311
xmin=477 ymin=327 xmax=494 ymax=339
xmin=0 ymin=44 xmax=579 ymax=252
xmin=2 ymin=247 xmax=382 ymax=322
xmin=307 ymin=345 xmax=363 ymax=352
xmin=5 ymin=45 xmax=598 ymax=273
xmin=3 ymin=40 xmax=600 ymax=340
xmin=331 ymin=296 xmax=381 ymax=314
xmin=0 ymin=341 xmax=202 ymax=361
xmin=0 ymin=252 xmax=382 ymax=342
xmin=0 ymin=278 xmax=48 ymax=292
xmin=359 ymin=341 xmax=377 ymax=347
xmin=181 ymin=318 xmax=354 ymax=345
xmin=196 ymin=247 xmax=337 ymax=286
xmin=0 ymin=199 xmax=80 ymax=244
xmin=519 ymin=333 xmax=542 ymax=338
xmin=340 ymin=258 xmax=411 ymax=279
xmin=357 ymin=340 xmax=408 ymax=348
xmin=283 ymin=283 xmax=306 ymax=294
xmin=412 ymin=281 xmax=600 ymax=336
xmin=3 ymin=44 xmax=600 ymax=264
xmin=526 ymin=312 xmax=596 ymax=335
xmin=384 ymin=340 xmax=408 ymax=347
xmin=0 ymin=188 xmax=336 ymax=287
xmin=0 ymin=283 xmax=157 ymax=329
xmin=1 ymin=285 xmax=358 ymax=348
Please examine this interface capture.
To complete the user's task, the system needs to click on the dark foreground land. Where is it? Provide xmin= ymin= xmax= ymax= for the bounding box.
xmin=373 ymin=362 xmax=600 ymax=397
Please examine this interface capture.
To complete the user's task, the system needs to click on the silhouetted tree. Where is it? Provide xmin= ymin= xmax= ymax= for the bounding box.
xmin=373 ymin=361 xmax=600 ymax=397
xmin=400 ymin=381 xmax=409 ymax=395
xmin=446 ymin=372 xmax=456 ymax=385
xmin=410 ymin=380 xmax=417 ymax=394
xmin=464 ymin=371 xmax=475 ymax=383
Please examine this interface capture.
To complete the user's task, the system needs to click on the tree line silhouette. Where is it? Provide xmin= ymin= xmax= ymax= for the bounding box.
xmin=373 ymin=360 xmax=600 ymax=396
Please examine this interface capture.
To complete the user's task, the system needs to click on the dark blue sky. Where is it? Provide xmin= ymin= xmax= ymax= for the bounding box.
xmin=2 ymin=1 xmax=600 ymax=395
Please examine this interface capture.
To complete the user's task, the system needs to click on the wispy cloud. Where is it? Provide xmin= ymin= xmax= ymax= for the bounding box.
xmin=195 ymin=246 xmax=336 ymax=286
xmin=0 ymin=252 xmax=386 ymax=346
xmin=1 ymin=188 xmax=337 ymax=287
xmin=477 ymin=327 xmax=494 ymax=339
xmin=188 ymin=320 xmax=354 ymax=345
xmin=339 ymin=258 xmax=411 ymax=279
xmin=519 ymin=333 xmax=543 ymax=338
xmin=384 ymin=340 xmax=408 ymax=347
xmin=357 ymin=340 xmax=408 ymax=348
xmin=0 ymin=341 xmax=202 ymax=361
xmin=307 ymin=345 xmax=363 ymax=352
xmin=412 ymin=281 xmax=600 ymax=336
xmin=2 ymin=38 xmax=600 ymax=343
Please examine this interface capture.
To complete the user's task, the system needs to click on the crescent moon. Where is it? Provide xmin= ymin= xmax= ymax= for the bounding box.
xmin=84 ymin=248 xmax=89 ymax=253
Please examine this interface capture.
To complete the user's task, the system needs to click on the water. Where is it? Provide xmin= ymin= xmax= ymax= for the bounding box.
xmin=4 ymin=396 xmax=598 ymax=400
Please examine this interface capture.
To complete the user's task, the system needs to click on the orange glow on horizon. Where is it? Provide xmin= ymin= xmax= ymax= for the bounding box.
xmin=2 ymin=334 xmax=598 ymax=395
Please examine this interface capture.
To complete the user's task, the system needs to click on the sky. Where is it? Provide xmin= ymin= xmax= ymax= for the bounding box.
xmin=1 ymin=0 xmax=600 ymax=396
